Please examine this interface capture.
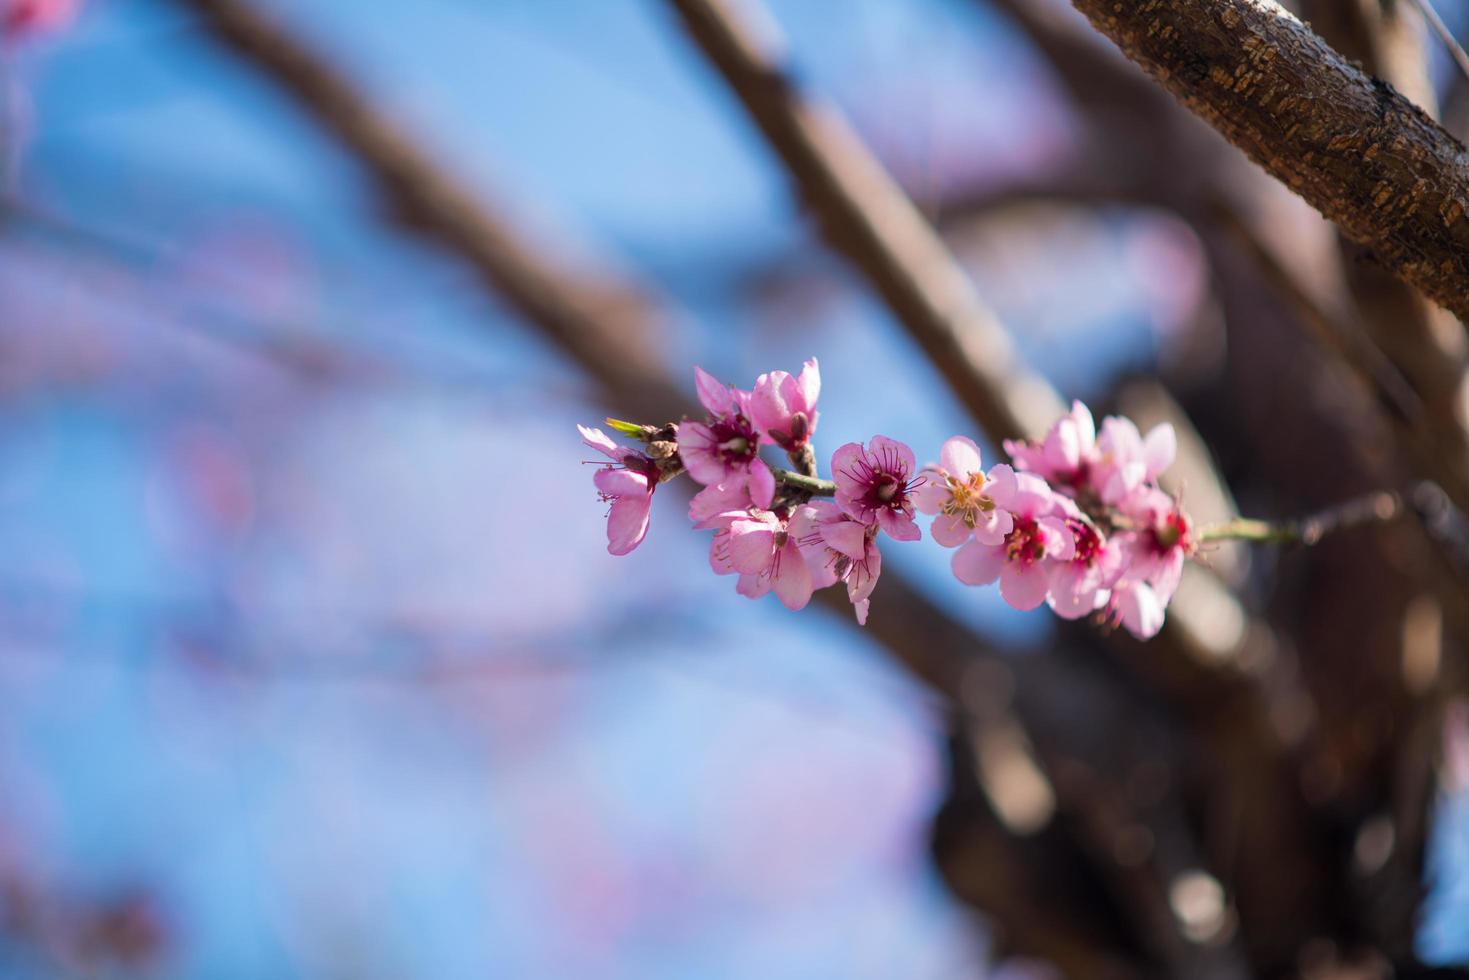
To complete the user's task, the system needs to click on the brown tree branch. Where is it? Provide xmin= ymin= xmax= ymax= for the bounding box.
xmin=1068 ymin=0 xmax=1469 ymax=324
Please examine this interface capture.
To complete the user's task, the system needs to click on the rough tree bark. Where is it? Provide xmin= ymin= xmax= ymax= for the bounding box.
xmin=1069 ymin=0 xmax=1469 ymax=324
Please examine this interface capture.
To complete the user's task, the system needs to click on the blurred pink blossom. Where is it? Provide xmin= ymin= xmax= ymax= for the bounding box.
xmin=2 ymin=0 xmax=74 ymax=41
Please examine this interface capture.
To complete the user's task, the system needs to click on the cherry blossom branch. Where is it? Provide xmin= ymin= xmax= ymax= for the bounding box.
xmin=770 ymin=468 xmax=834 ymax=496
xmin=779 ymin=448 xmax=1413 ymax=550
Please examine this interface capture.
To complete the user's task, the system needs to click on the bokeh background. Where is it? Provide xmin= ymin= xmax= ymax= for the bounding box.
xmin=2 ymin=0 xmax=1469 ymax=977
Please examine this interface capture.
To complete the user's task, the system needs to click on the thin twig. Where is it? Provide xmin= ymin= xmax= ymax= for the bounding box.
xmin=1199 ymin=486 xmax=1411 ymax=545
xmin=1406 ymin=0 xmax=1469 ymax=88
xmin=771 ymin=468 xmax=834 ymax=496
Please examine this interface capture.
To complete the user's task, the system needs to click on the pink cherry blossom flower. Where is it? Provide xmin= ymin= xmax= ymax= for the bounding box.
xmin=1003 ymin=401 xmax=1099 ymax=493
xmin=794 ymin=500 xmax=881 ymax=625
xmin=677 ymin=366 xmax=775 ymax=509
xmin=1113 ymin=487 xmax=1193 ymax=605
xmin=3 ymin=0 xmax=74 ymax=40
xmin=708 ymin=506 xmax=816 ymax=610
xmin=831 ymin=436 xmax=923 ymax=541
xmin=1046 ymin=502 xmax=1125 ymax=620
xmin=912 ymin=435 xmax=1016 ymax=547
xmin=952 ymin=473 xmax=1074 ymax=611
xmin=579 ymin=424 xmax=659 ymax=556
xmin=750 ymin=358 xmax=820 ymax=452
xmin=1091 ymin=416 xmax=1177 ymax=505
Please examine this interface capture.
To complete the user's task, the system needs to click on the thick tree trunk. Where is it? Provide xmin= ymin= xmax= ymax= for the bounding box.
xmin=1070 ymin=0 xmax=1469 ymax=323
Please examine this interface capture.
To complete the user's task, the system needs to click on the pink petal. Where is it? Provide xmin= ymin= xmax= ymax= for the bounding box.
xmin=1117 ymin=582 xmax=1165 ymax=639
xmin=1103 ymin=461 xmax=1147 ymax=505
xmin=736 ymin=572 xmax=771 ymax=600
xmin=1003 ymin=440 xmax=1047 ymax=476
xmin=694 ymin=366 xmax=734 ymax=416
xmin=728 ymin=519 xmax=777 ymax=574
xmin=973 ymin=508 xmax=1012 ymax=547
xmin=852 ymin=598 xmax=870 ymax=626
xmin=821 ymin=519 xmax=869 ymax=561
xmin=1046 ymin=419 xmax=1081 ymax=472
xmin=732 ymin=388 xmax=754 ymax=419
xmin=939 ymin=436 xmax=982 ymax=479
xmin=1095 ymin=541 xmax=1128 ymax=587
xmin=1143 ymin=423 xmax=1177 ymax=479
xmin=577 ymin=424 xmax=621 ymax=460
xmin=868 ymin=435 xmax=916 ymax=477
xmin=709 ymin=530 xmax=738 ymax=575
xmin=1100 ymin=416 xmax=1142 ymax=460
xmin=594 ymin=467 xmax=649 ymax=499
xmin=1039 ymin=515 xmax=1075 ymax=560
xmin=1071 ymin=401 xmax=1096 ymax=453
xmin=846 ymin=546 xmax=882 ymax=603
xmin=1000 ymin=562 xmax=1050 ymax=611
xmin=829 ymin=442 xmax=865 ymax=495
xmin=772 ymin=540 xmax=814 ymax=610
xmin=1047 ymin=561 xmax=1102 ymax=619
xmin=952 ymin=540 xmax=1004 ymax=586
xmin=750 ymin=370 xmax=791 ymax=438
xmin=1124 ymin=486 xmax=1174 ymax=523
xmin=689 ymin=481 xmax=750 ymax=529
xmin=985 ymin=464 xmax=1019 ymax=507
xmin=1151 ymin=549 xmax=1185 ymax=605
xmin=911 ymin=476 xmax=949 ymax=515
xmin=796 ymin=358 xmax=820 ymax=412
xmin=834 ymin=490 xmax=867 ymax=524
xmin=1010 ymin=472 xmax=1054 ymax=519
xmin=676 ymin=422 xmax=728 ymax=485
xmin=805 ymin=548 xmax=840 ymax=590
xmin=930 ymin=512 xmax=972 ymax=548
xmin=878 ymin=508 xmax=921 ymax=541
xmin=606 ymin=495 xmax=652 ymax=555
xmin=747 ymin=458 xmax=776 ymax=510
xmin=786 ymin=503 xmax=821 ymax=543
xmin=776 ymin=372 xmax=804 ymax=424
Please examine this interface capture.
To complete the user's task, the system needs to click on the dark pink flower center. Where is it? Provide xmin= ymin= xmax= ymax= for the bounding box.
xmin=1148 ymin=509 xmax=1191 ymax=555
xmin=1068 ymin=519 xmax=1102 ymax=566
xmin=710 ymin=415 xmax=759 ymax=466
xmin=1004 ymin=518 xmax=1048 ymax=566
xmin=846 ymin=448 xmax=917 ymax=514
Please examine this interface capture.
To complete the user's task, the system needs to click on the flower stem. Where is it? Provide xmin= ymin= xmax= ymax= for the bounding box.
xmin=1198 ymin=488 xmax=1406 ymax=545
xmin=773 ymin=468 xmax=836 ymax=496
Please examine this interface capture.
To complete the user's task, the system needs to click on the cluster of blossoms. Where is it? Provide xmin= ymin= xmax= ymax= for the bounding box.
xmin=580 ymin=360 xmax=1196 ymax=639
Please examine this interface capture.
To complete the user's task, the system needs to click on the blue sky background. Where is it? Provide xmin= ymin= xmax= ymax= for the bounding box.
xmin=0 ymin=0 xmax=1464 ymax=976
